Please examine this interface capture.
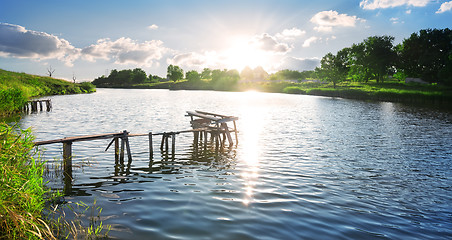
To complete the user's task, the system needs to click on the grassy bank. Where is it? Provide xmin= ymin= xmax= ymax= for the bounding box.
xmin=94 ymin=78 xmax=452 ymax=106
xmin=0 ymin=123 xmax=109 ymax=239
xmin=0 ymin=69 xmax=96 ymax=117
xmin=275 ymin=81 xmax=452 ymax=105
xmin=0 ymin=123 xmax=53 ymax=239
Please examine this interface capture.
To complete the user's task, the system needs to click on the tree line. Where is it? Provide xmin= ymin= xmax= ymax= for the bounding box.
xmin=315 ymin=28 xmax=452 ymax=87
xmin=93 ymin=28 xmax=451 ymax=88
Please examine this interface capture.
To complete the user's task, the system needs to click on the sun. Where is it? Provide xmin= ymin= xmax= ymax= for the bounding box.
xmin=223 ymin=36 xmax=269 ymax=71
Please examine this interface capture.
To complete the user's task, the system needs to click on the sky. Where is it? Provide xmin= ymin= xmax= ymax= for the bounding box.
xmin=0 ymin=0 xmax=451 ymax=82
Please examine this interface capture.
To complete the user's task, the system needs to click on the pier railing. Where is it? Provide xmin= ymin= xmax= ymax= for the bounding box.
xmin=34 ymin=110 xmax=238 ymax=180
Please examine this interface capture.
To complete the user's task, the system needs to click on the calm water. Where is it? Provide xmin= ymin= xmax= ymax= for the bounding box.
xmin=20 ymin=89 xmax=452 ymax=239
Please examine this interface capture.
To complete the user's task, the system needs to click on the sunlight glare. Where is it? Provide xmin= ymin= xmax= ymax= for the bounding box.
xmin=224 ymin=36 xmax=268 ymax=71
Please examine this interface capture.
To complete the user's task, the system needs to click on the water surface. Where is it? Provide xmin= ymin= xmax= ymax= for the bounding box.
xmin=20 ymin=89 xmax=452 ymax=239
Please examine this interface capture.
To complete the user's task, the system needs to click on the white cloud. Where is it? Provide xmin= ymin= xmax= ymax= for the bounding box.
xmin=302 ymin=36 xmax=320 ymax=47
xmin=0 ymin=23 xmax=80 ymax=66
xmin=81 ymin=37 xmax=168 ymax=67
xmin=251 ymin=33 xmax=292 ymax=53
xmin=167 ymin=52 xmax=208 ymax=67
xmin=390 ymin=17 xmax=403 ymax=23
xmin=276 ymin=27 xmax=306 ymax=40
xmin=148 ymin=24 xmax=159 ymax=30
xmin=436 ymin=1 xmax=452 ymax=13
xmin=310 ymin=10 xmax=363 ymax=32
xmin=360 ymin=0 xmax=431 ymax=10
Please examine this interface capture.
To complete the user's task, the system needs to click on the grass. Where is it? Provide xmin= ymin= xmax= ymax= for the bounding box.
xmin=0 ymin=122 xmax=53 ymax=239
xmin=275 ymin=80 xmax=452 ymax=105
xmin=0 ymin=123 xmax=109 ymax=239
xmin=0 ymin=69 xmax=96 ymax=116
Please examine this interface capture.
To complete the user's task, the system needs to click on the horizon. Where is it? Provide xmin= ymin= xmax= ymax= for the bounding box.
xmin=0 ymin=0 xmax=451 ymax=82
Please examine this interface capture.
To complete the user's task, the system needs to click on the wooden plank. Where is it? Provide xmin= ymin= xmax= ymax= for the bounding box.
xmin=34 ymin=132 xmax=124 ymax=146
xmin=186 ymin=111 xmax=220 ymax=121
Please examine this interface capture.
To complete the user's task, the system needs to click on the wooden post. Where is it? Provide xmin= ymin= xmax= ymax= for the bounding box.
xmin=149 ymin=132 xmax=153 ymax=160
xmin=120 ymin=136 xmax=125 ymax=164
xmin=160 ymin=134 xmax=165 ymax=151
xmin=221 ymin=123 xmax=233 ymax=146
xmin=165 ymin=134 xmax=169 ymax=153
xmin=46 ymin=100 xmax=51 ymax=112
xmin=123 ymin=130 xmax=132 ymax=162
xmin=171 ymin=133 xmax=176 ymax=157
xmin=62 ymin=141 xmax=73 ymax=177
xmin=39 ymin=101 xmax=43 ymax=111
xmin=114 ymin=137 xmax=119 ymax=162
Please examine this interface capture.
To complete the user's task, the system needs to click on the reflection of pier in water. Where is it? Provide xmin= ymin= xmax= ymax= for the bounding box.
xmin=35 ymin=110 xmax=238 ymax=194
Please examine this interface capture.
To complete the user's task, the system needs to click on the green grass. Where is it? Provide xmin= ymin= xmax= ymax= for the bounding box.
xmin=273 ymin=80 xmax=452 ymax=105
xmin=0 ymin=69 xmax=96 ymax=116
xmin=0 ymin=123 xmax=110 ymax=239
xmin=0 ymin=122 xmax=53 ymax=239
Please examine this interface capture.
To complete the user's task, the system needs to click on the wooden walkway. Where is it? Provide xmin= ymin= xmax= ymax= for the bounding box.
xmin=24 ymin=99 xmax=52 ymax=113
xmin=34 ymin=110 xmax=238 ymax=179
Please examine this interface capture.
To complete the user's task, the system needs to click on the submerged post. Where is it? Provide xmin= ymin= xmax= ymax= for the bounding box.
xmin=114 ymin=137 xmax=119 ymax=162
xmin=171 ymin=133 xmax=176 ymax=157
xmin=149 ymin=132 xmax=153 ymax=160
xmin=62 ymin=141 xmax=73 ymax=177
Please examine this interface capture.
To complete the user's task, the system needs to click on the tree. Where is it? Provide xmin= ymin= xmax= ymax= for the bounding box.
xmin=316 ymin=53 xmax=340 ymax=87
xmin=362 ymin=36 xmax=396 ymax=82
xmin=398 ymin=28 xmax=452 ymax=84
xmin=132 ymin=68 xmax=147 ymax=83
xmin=186 ymin=70 xmax=201 ymax=82
xmin=167 ymin=65 xmax=184 ymax=82
xmin=47 ymin=66 xmax=55 ymax=77
xmin=201 ymin=68 xmax=212 ymax=80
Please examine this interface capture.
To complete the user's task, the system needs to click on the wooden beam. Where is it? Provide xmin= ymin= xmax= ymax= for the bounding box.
xmin=62 ymin=142 xmax=72 ymax=177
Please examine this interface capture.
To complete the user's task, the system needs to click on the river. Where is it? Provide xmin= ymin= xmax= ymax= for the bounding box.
xmin=20 ymin=88 xmax=452 ymax=239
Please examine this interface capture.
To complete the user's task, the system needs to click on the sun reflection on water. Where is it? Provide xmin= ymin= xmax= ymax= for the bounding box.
xmin=236 ymin=91 xmax=268 ymax=206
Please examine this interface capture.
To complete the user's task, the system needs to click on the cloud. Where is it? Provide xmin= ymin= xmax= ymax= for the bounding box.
xmin=148 ymin=24 xmax=159 ymax=30
xmin=0 ymin=23 xmax=80 ymax=66
xmin=167 ymin=52 xmax=208 ymax=67
xmin=436 ymin=1 xmax=452 ymax=13
xmin=276 ymin=27 xmax=306 ymax=40
xmin=310 ymin=10 xmax=363 ymax=32
xmin=360 ymin=0 xmax=431 ymax=10
xmin=251 ymin=33 xmax=291 ymax=53
xmin=81 ymin=37 xmax=168 ymax=67
xmin=302 ymin=36 xmax=320 ymax=47
xmin=278 ymin=57 xmax=320 ymax=71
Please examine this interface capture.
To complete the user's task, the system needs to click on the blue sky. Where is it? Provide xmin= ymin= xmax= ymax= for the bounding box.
xmin=1 ymin=0 xmax=451 ymax=81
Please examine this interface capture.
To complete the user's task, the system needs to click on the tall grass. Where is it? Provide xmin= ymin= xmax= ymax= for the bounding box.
xmin=0 ymin=123 xmax=109 ymax=239
xmin=0 ymin=122 xmax=53 ymax=239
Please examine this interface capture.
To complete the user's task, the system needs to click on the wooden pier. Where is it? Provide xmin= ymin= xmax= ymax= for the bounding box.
xmin=24 ymin=99 xmax=52 ymax=113
xmin=34 ymin=111 xmax=238 ymax=181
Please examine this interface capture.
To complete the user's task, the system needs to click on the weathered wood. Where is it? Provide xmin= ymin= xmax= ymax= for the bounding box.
xmin=34 ymin=132 xmax=125 ymax=146
xmin=62 ymin=142 xmax=72 ymax=177
xmin=171 ymin=134 xmax=176 ymax=156
xmin=120 ymin=137 xmax=125 ymax=163
xmin=149 ymin=132 xmax=153 ymax=160
xmin=123 ymin=130 xmax=132 ymax=162
xmin=114 ymin=137 xmax=119 ymax=161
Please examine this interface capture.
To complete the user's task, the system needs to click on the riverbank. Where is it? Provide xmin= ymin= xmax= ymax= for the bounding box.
xmin=0 ymin=69 xmax=96 ymax=117
xmin=95 ymin=79 xmax=452 ymax=106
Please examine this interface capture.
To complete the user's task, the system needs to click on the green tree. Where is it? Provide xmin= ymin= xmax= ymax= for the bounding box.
xmin=240 ymin=66 xmax=254 ymax=81
xmin=201 ymin=68 xmax=212 ymax=80
xmin=316 ymin=50 xmax=349 ymax=88
xmin=398 ymin=28 xmax=452 ymax=85
xmin=132 ymin=68 xmax=147 ymax=83
xmin=186 ymin=70 xmax=201 ymax=82
xmin=167 ymin=65 xmax=184 ymax=82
